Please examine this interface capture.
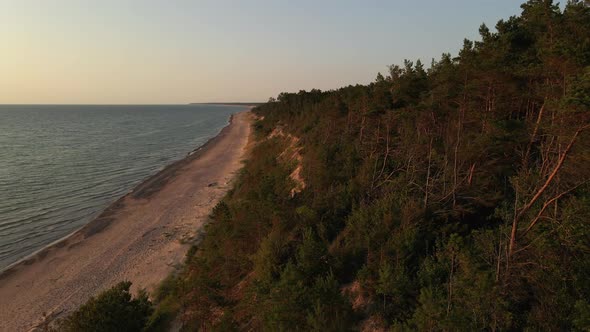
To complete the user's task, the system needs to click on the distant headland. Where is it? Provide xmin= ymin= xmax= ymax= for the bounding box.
xmin=190 ymin=102 xmax=263 ymax=107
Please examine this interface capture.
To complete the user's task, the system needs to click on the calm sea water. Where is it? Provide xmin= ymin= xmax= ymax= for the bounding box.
xmin=0 ymin=104 xmax=242 ymax=271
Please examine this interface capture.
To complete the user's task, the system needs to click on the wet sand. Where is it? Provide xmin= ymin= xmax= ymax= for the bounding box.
xmin=0 ymin=110 xmax=253 ymax=332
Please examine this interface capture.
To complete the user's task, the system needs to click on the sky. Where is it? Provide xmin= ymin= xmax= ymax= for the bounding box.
xmin=0 ymin=0 xmax=529 ymax=104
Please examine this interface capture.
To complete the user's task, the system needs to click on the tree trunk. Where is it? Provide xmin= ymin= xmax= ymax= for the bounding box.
xmin=424 ymin=136 xmax=434 ymax=206
xmin=508 ymin=124 xmax=589 ymax=260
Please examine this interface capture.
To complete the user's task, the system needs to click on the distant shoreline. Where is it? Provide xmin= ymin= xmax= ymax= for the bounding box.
xmin=191 ymin=102 xmax=263 ymax=107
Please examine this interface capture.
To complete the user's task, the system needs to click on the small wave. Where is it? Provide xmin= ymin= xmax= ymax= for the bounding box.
xmin=0 ymin=104 xmax=236 ymax=271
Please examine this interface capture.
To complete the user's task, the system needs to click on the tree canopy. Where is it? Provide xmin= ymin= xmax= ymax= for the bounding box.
xmin=67 ymin=1 xmax=590 ymax=330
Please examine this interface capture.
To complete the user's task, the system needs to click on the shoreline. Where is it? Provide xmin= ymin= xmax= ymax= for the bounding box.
xmin=190 ymin=103 xmax=263 ymax=107
xmin=0 ymin=109 xmax=254 ymax=331
xmin=0 ymin=114 xmax=235 ymax=277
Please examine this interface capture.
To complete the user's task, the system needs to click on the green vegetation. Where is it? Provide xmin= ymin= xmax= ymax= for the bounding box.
xmin=54 ymin=282 xmax=152 ymax=332
xmin=63 ymin=1 xmax=590 ymax=330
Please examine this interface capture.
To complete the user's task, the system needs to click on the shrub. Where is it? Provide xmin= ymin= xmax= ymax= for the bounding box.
xmin=56 ymin=281 xmax=153 ymax=332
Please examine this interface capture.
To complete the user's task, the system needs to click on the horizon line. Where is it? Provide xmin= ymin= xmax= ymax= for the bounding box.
xmin=0 ymin=102 xmax=264 ymax=106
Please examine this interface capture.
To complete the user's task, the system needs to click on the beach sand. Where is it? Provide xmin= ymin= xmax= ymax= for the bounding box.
xmin=0 ymin=110 xmax=253 ymax=332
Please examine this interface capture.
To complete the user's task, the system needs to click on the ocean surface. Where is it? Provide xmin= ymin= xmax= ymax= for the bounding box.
xmin=0 ymin=104 xmax=242 ymax=271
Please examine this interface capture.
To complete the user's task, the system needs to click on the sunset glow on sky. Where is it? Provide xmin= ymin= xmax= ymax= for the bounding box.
xmin=1 ymin=0 xmax=527 ymax=104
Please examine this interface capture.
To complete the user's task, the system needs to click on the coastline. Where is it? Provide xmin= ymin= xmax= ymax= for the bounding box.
xmin=0 ymin=113 xmax=235 ymax=277
xmin=190 ymin=103 xmax=263 ymax=107
xmin=0 ymin=110 xmax=254 ymax=331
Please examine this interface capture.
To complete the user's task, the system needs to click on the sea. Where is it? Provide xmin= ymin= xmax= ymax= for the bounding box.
xmin=0 ymin=104 xmax=243 ymax=271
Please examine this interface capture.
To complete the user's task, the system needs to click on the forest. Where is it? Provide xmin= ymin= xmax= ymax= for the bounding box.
xmin=58 ymin=0 xmax=590 ymax=331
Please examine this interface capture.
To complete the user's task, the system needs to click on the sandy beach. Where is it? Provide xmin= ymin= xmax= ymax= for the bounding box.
xmin=0 ymin=110 xmax=253 ymax=332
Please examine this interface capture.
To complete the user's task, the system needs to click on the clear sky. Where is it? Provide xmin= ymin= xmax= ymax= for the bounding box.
xmin=0 ymin=0 xmax=528 ymax=104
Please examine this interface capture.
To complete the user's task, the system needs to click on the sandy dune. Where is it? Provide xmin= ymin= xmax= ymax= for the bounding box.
xmin=0 ymin=110 xmax=253 ymax=332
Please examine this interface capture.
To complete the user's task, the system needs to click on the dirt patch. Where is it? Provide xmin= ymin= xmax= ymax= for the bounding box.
xmin=342 ymin=280 xmax=370 ymax=311
xmin=269 ymin=126 xmax=306 ymax=197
